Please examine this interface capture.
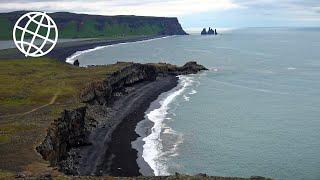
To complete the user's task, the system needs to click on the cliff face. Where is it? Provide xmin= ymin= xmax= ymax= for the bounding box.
xmin=159 ymin=17 xmax=187 ymax=35
xmin=79 ymin=63 xmax=158 ymax=105
xmin=0 ymin=11 xmax=187 ymax=40
xmin=36 ymin=62 xmax=206 ymax=174
xmin=36 ymin=107 xmax=88 ymax=166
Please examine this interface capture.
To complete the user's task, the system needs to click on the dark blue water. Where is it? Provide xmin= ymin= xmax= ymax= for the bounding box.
xmin=73 ymin=28 xmax=320 ymax=180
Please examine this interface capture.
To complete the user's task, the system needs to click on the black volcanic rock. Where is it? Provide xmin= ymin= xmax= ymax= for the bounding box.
xmin=201 ymin=27 xmax=218 ymax=35
xmin=208 ymin=27 xmax=215 ymax=35
xmin=201 ymin=28 xmax=207 ymax=35
xmin=73 ymin=60 xmax=80 ymax=67
xmin=180 ymin=61 xmax=208 ymax=74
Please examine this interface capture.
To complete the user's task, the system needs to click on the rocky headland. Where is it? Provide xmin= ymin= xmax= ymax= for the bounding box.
xmin=0 ymin=11 xmax=188 ymax=40
xmin=36 ymin=61 xmax=207 ymax=176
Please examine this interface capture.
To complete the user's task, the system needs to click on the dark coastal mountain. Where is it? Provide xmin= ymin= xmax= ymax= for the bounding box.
xmin=0 ymin=11 xmax=187 ymax=40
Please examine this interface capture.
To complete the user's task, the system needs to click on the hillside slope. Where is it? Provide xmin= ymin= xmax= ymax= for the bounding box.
xmin=0 ymin=11 xmax=187 ymax=40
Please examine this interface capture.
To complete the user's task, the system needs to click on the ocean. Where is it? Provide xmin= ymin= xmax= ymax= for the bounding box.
xmin=70 ymin=28 xmax=320 ymax=180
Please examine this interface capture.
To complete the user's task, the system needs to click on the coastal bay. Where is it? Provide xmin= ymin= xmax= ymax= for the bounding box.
xmin=0 ymin=0 xmax=319 ymax=178
xmin=71 ymin=28 xmax=320 ymax=180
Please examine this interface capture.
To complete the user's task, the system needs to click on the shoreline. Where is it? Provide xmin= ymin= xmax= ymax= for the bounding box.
xmin=74 ymin=76 xmax=179 ymax=176
xmin=134 ymin=75 xmax=194 ymax=176
xmin=65 ymin=36 xmax=172 ymax=65
xmin=92 ymin=76 xmax=179 ymax=176
xmin=35 ymin=61 xmax=208 ymax=176
xmin=132 ymin=82 xmax=183 ymax=176
xmin=0 ymin=35 xmax=170 ymax=61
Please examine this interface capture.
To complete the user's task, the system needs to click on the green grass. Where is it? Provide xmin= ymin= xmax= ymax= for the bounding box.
xmin=104 ymin=23 xmax=163 ymax=37
xmin=78 ymin=19 xmax=104 ymax=38
xmin=0 ymin=135 xmax=10 ymax=143
xmin=0 ymin=15 xmax=164 ymax=40
xmin=0 ymin=169 xmax=14 ymax=179
xmin=0 ymin=58 xmax=128 ymax=114
xmin=0 ymin=16 xmax=12 ymax=40
xmin=59 ymin=21 xmax=78 ymax=38
xmin=0 ymin=58 xmax=130 ymax=173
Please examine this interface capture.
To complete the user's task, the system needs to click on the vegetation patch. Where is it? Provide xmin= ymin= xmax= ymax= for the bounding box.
xmin=0 ymin=169 xmax=14 ymax=179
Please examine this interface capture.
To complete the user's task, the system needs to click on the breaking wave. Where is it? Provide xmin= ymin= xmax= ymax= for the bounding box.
xmin=141 ymin=75 xmax=194 ymax=176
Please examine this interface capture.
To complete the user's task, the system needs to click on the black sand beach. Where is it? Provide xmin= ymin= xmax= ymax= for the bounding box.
xmin=0 ymin=35 xmax=165 ymax=61
xmin=78 ymin=76 xmax=178 ymax=176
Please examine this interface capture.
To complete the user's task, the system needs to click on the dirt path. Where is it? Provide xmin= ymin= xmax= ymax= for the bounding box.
xmin=22 ymin=93 xmax=59 ymax=115
xmin=0 ymin=93 xmax=59 ymax=118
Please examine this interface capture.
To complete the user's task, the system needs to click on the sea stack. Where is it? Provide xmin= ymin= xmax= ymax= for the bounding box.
xmin=208 ymin=27 xmax=215 ymax=35
xmin=201 ymin=28 xmax=207 ymax=35
xmin=201 ymin=27 xmax=218 ymax=35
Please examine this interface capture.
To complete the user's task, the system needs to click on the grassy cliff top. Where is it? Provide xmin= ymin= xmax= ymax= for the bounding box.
xmin=0 ymin=58 xmax=129 ymax=176
xmin=0 ymin=11 xmax=187 ymax=40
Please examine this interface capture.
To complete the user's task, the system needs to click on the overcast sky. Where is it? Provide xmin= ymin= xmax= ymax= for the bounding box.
xmin=0 ymin=0 xmax=319 ymax=30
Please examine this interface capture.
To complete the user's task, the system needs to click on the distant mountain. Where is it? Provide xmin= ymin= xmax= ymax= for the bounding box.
xmin=0 ymin=11 xmax=188 ymax=40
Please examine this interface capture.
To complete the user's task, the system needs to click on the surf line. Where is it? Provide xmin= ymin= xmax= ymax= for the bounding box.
xmin=65 ymin=36 xmax=173 ymax=64
xmin=141 ymin=75 xmax=193 ymax=176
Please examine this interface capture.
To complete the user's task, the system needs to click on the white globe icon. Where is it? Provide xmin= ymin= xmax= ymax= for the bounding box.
xmin=13 ymin=12 xmax=58 ymax=57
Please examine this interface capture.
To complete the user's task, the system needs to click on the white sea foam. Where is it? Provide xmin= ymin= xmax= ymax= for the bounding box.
xmin=163 ymin=127 xmax=177 ymax=134
xmin=189 ymin=90 xmax=197 ymax=95
xmin=287 ymin=67 xmax=297 ymax=70
xmin=65 ymin=36 xmax=172 ymax=64
xmin=183 ymin=95 xmax=190 ymax=101
xmin=210 ymin=67 xmax=220 ymax=72
xmin=142 ymin=75 xmax=193 ymax=176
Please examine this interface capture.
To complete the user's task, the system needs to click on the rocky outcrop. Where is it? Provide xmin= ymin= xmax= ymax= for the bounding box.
xmin=36 ymin=61 xmax=206 ymax=174
xmin=36 ymin=107 xmax=88 ymax=174
xmin=201 ymin=28 xmax=207 ymax=35
xmin=201 ymin=27 xmax=218 ymax=35
xmin=73 ymin=60 xmax=80 ymax=67
xmin=150 ymin=61 xmax=207 ymax=76
xmin=177 ymin=61 xmax=208 ymax=74
xmin=208 ymin=27 xmax=215 ymax=35
xmin=79 ymin=63 xmax=157 ymax=105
